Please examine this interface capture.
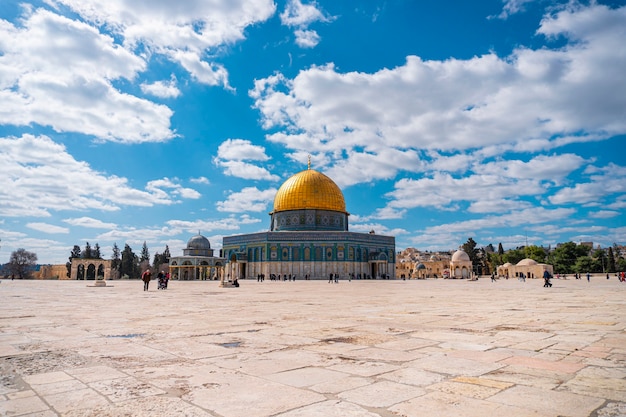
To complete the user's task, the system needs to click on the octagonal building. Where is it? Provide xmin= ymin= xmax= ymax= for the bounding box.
xmin=222 ymin=164 xmax=395 ymax=280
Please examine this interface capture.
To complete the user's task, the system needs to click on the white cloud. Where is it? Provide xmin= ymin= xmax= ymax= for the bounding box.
xmin=217 ymin=139 xmax=271 ymax=161
xmin=140 ymin=76 xmax=181 ymax=98
xmin=349 ymin=222 xmax=408 ymax=237
xmin=549 ymin=163 xmax=626 ymax=205
xmin=294 ymin=29 xmax=321 ymax=48
xmin=384 ymin=172 xmax=544 ymax=211
xmin=0 ymin=134 xmax=193 ymax=217
xmin=214 ymin=139 xmax=280 ymax=181
xmin=49 ymin=0 xmax=276 ymax=86
xmin=468 ymin=199 xmax=533 ymax=214
xmin=589 ymin=210 xmax=619 ymax=219
xmin=492 ymin=0 xmax=537 ymax=20
xmin=146 ymin=178 xmax=202 ymax=200
xmin=166 ymin=216 xmax=260 ymax=233
xmin=63 ymin=217 xmax=117 ymax=229
xmin=280 ymin=0 xmax=327 ymax=27
xmin=406 ymin=206 xmax=577 ymax=250
xmin=0 ymin=8 xmax=175 ymax=143
xmin=280 ymin=0 xmax=329 ymax=48
xmin=216 ymin=187 xmax=277 ymax=213
xmin=190 ymin=177 xmax=210 ymax=185
xmin=26 ymin=222 xmax=69 ymax=234
xmin=252 ymin=4 xmax=626 ymax=185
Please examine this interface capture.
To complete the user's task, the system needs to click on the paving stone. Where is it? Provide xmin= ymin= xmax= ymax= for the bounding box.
xmin=275 ymin=399 xmax=381 ymax=416
xmin=183 ymin=374 xmax=326 ymax=417
xmin=66 ymin=365 xmax=128 ymax=383
xmin=407 ymin=354 xmax=505 ymax=377
xmin=427 ymin=380 xmax=503 ymax=399
xmin=0 ymin=395 xmax=49 ymax=415
xmin=264 ymin=366 xmax=349 ymax=387
xmin=390 ymin=390 xmax=543 ymax=417
xmin=43 ymin=388 xmax=109 ymax=413
xmin=308 ymin=375 xmax=371 ymax=393
xmin=489 ymin=385 xmax=605 ymax=417
xmin=379 ymin=366 xmax=446 ymax=386
xmin=501 ymin=355 xmax=586 ymax=373
xmin=338 ymin=380 xmax=425 ymax=407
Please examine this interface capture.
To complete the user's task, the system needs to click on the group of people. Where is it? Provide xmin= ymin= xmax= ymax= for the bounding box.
xmin=141 ymin=269 xmax=169 ymax=291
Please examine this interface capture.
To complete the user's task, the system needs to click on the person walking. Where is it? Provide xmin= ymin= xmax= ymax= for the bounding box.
xmin=543 ymin=270 xmax=552 ymax=287
xmin=141 ymin=268 xmax=152 ymax=291
xmin=586 ymin=272 xmax=591 ymax=282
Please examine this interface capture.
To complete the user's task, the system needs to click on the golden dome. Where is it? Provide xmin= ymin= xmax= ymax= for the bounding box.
xmin=273 ymin=168 xmax=347 ymax=213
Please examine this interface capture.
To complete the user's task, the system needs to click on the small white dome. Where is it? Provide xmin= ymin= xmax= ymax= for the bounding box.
xmin=451 ymin=250 xmax=470 ymax=262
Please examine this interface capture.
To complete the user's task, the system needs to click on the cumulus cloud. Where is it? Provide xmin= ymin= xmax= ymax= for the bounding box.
xmin=216 ymin=187 xmax=277 ymax=213
xmin=280 ymin=0 xmax=330 ymax=48
xmin=0 ymin=8 xmax=175 ymax=143
xmin=49 ymin=0 xmax=276 ymax=86
xmin=0 ymin=134 xmax=197 ymax=217
xmin=548 ymin=162 xmax=626 ymax=205
xmin=140 ymin=76 xmax=181 ymax=98
xmin=214 ymin=139 xmax=280 ymax=181
xmin=146 ymin=178 xmax=202 ymax=200
xmin=384 ymin=172 xmax=544 ymax=211
xmin=0 ymin=1 xmax=278 ymax=143
xmin=251 ymin=4 xmax=626 ymax=186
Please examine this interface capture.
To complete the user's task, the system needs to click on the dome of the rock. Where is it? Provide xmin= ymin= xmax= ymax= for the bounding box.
xmin=272 ymin=168 xmax=347 ymax=214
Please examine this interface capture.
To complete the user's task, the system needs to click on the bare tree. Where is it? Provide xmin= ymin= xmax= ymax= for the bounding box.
xmin=8 ymin=248 xmax=38 ymax=279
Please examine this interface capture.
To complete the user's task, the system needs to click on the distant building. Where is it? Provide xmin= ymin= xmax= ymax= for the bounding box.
xmin=169 ymin=234 xmax=226 ymax=280
xmin=497 ymin=258 xmax=553 ymax=279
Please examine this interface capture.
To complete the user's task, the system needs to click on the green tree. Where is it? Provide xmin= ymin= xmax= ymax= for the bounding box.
xmin=550 ymin=242 xmax=589 ymax=274
xmin=8 ymin=248 xmax=38 ymax=279
xmin=503 ymin=248 xmax=525 ymax=265
xmin=93 ymin=243 xmax=102 ymax=259
xmin=66 ymin=244 xmax=82 ymax=278
xmin=111 ymin=243 xmax=121 ymax=279
xmin=120 ymin=244 xmax=138 ymax=279
xmin=461 ymin=237 xmax=480 ymax=270
xmin=152 ymin=245 xmax=171 ymax=272
xmin=573 ymin=256 xmax=594 ymax=274
xmin=82 ymin=242 xmax=93 ymax=259
xmin=140 ymin=241 xmax=150 ymax=263
xmin=524 ymin=245 xmax=546 ymax=263
xmin=606 ymin=247 xmax=616 ymax=273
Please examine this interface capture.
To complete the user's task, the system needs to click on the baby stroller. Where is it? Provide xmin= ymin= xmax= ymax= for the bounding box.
xmin=157 ymin=272 xmax=168 ymax=290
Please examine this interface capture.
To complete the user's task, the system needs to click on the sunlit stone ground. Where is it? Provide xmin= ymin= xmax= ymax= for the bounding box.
xmin=1 ymin=276 xmax=625 ymax=416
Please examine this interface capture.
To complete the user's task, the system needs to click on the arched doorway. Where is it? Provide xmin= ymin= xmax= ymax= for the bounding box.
xmin=86 ymin=264 xmax=96 ymax=280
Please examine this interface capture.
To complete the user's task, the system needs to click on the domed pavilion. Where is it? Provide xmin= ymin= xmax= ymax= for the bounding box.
xmin=497 ymin=258 xmax=553 ymax=279
xmin=169 ymin=233 xmax=226 ymax=280
xmin=222 ymin=163 xmax=396 ymax=280
xmin=450 ymin=249 xmax=472 ymax=278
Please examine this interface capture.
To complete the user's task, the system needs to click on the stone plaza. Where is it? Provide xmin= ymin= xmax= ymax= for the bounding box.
xmin=1 ymin=276 xmax=625 ymax=417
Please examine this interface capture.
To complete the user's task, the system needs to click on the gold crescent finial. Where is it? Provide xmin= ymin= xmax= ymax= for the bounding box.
xmin=307 ymin=155 xmax=311 ymax=170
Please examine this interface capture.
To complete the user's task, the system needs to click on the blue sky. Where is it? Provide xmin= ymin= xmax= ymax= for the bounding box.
xmin=1 ymin=0 xmax=625 ymax=265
